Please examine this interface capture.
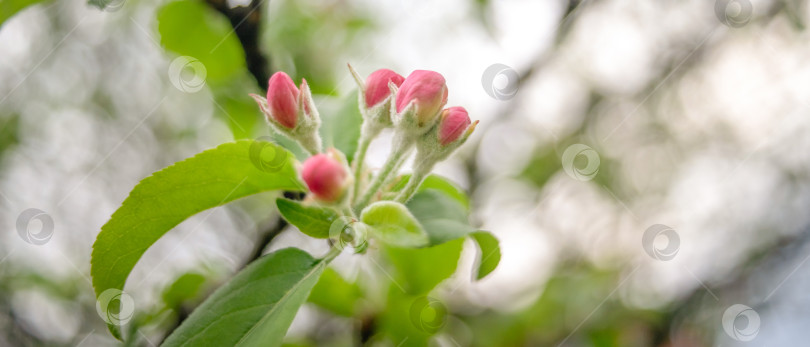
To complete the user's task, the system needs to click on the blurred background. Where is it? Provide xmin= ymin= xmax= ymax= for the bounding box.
xmin=2 ymin=0 xmax=810 ymax=345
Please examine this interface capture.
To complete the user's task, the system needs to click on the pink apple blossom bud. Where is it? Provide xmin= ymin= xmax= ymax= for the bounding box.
xmin=301 ymin=151 xmax=349 ymax=202
xmin=266 ymin=71 xmax=299 ymax=129
xmin=437 ymin=107 xmax=472 ymax=146
xmin=395 ymin=70 xmax=448 ymax=126
xmin=364 ymin=69 xmax=405 ymax=108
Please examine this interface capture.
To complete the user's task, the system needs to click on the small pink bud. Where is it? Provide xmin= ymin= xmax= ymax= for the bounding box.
xmin=395 ymin=70 xmax=448 ymax=125
xmin=437 ymin=107 xmax=472 ymax=146
xmin=301 ymin=151 xmax=349 ymax=202
xmin=266 ymin=72 xmax=299 ymax=129
xmin=364 ymin=69 xmax=405 ymax=108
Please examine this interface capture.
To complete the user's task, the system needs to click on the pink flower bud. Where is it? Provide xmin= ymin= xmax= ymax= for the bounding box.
xmin=301 ymin=151 xmax=349 ymax=202
xmin=266 ymin=71 xmax=299 ymax=129
xmin=395 ymin=70 xmax=448 ymax=125
xmin=364 ymin=69 xmax=405 ymax=108
xmin=437 ymin=107 xmax=472 ymax=146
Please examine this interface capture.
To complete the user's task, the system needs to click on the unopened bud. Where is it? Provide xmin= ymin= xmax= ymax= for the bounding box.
xmin=301 ymin=149 xmax=350 ymax=202
xmin=395 ymin=70 xmax=448 ymax=127
xmin=266 ymin=71 xmax=299 ymax=129
xmin=251 ymin=72 xmax=322 ymax=154
xmin=411 ymin=106 xmax=478 ymax=172
xmin=365 ymin=69 xmax=405 ymax=108
xmin=437 ymin=107 xmax=472 ymax=146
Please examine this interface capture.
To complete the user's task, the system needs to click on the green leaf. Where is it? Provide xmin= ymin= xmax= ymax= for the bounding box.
xmin=276 ymin=198 xmax=339 ymax=239
xmin=470 ymin=231 xmax=500 ymax=280
xmin=385 ymin=239 xmax=464 ymax=295
xmin=1 ymin=0 xmax=50 ymax=27
xmin=307 ymin=267 xmax=362 ymax=317
xmin=361 ymin=201 xmax=428 ymax=248
xmin=407 ymin=189 xmax=467 ymax=224
xmin=385 ymin=191 xmax=470 ymax=294
xmin=420 ymin=219 xmax=477 ymax=246
xmin=406 ymin=190 xmax=473 ymax=246
xmin=405 ymin=191 xmax=501 ymax=280
xmin=390 ymin=174 xmax=470 ymax=210
xmin=157 ymin=0 xmax=245 ymax=84
xmin=162 ymin=248 xmax=327 ymax=346
xmin=91 ymin=141 xmax=303 ymax=337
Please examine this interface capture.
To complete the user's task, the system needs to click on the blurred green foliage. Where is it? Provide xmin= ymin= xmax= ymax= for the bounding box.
xmin=319 ymin=92 xmax=362 ymax=162
xmin=158 ymin=0 xmax=262 ymax=139
xmin=308 ymin=267 xmax=364 ymax=317
xmin=161 ymin=272 xmax=207 ymax=310
xmin=0 ymin=115 xmax=19 ymax=161
xmin=462 ymin=263 xmax=666 ymax=346
xmin=0 ymin=0 xmax=48 ymax=27
xmin=158 ymin=0 xmax=245 ymax=84
xmin=262 ymin=1 xmax=373 ymax=95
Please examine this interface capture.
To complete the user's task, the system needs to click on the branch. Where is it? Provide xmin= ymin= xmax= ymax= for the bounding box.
xmin=204 ymin=0 xmax=270 ymax=90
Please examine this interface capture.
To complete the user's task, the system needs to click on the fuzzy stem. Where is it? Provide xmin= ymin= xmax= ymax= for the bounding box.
xmin=394 ymin=160 xmax=433 ymax=203
xmin=353 ymin=138 xmax=371 ymax=180
xmin=394 ymin=172 xmax=425 ymax=203
xmin=340 ymin=204 xmax=355 ymax=218
xmin=353 ymin=142 xmax=410 ymax=212
xmin=350 ymin=123 xmax=379 ymax=205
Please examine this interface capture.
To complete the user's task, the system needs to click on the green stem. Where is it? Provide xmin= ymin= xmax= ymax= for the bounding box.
xmin=353 ymin=144 xmax=409 ymax=212
xmin=394 ymin=171 xmax=427 ymax=204
xmin=322 ymin=244 xmax=343 ymax=263
xmin=350 ymin=136 xmax=372 ymax=204
xmin=340 ymin=204 xmax=355 ymax=218
xmin=394 ymin=157 xmax=435 ymax=203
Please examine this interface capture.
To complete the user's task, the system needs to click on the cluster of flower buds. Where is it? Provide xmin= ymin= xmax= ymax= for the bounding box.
xmin=252 ymin=67 xmax=477 ymax=211
xmin=351 ymin=66 xmax=478 ymax=208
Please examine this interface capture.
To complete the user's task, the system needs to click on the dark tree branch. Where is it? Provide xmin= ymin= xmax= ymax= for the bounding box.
xmin=204 ymin=0 xmax=270 ymax=90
